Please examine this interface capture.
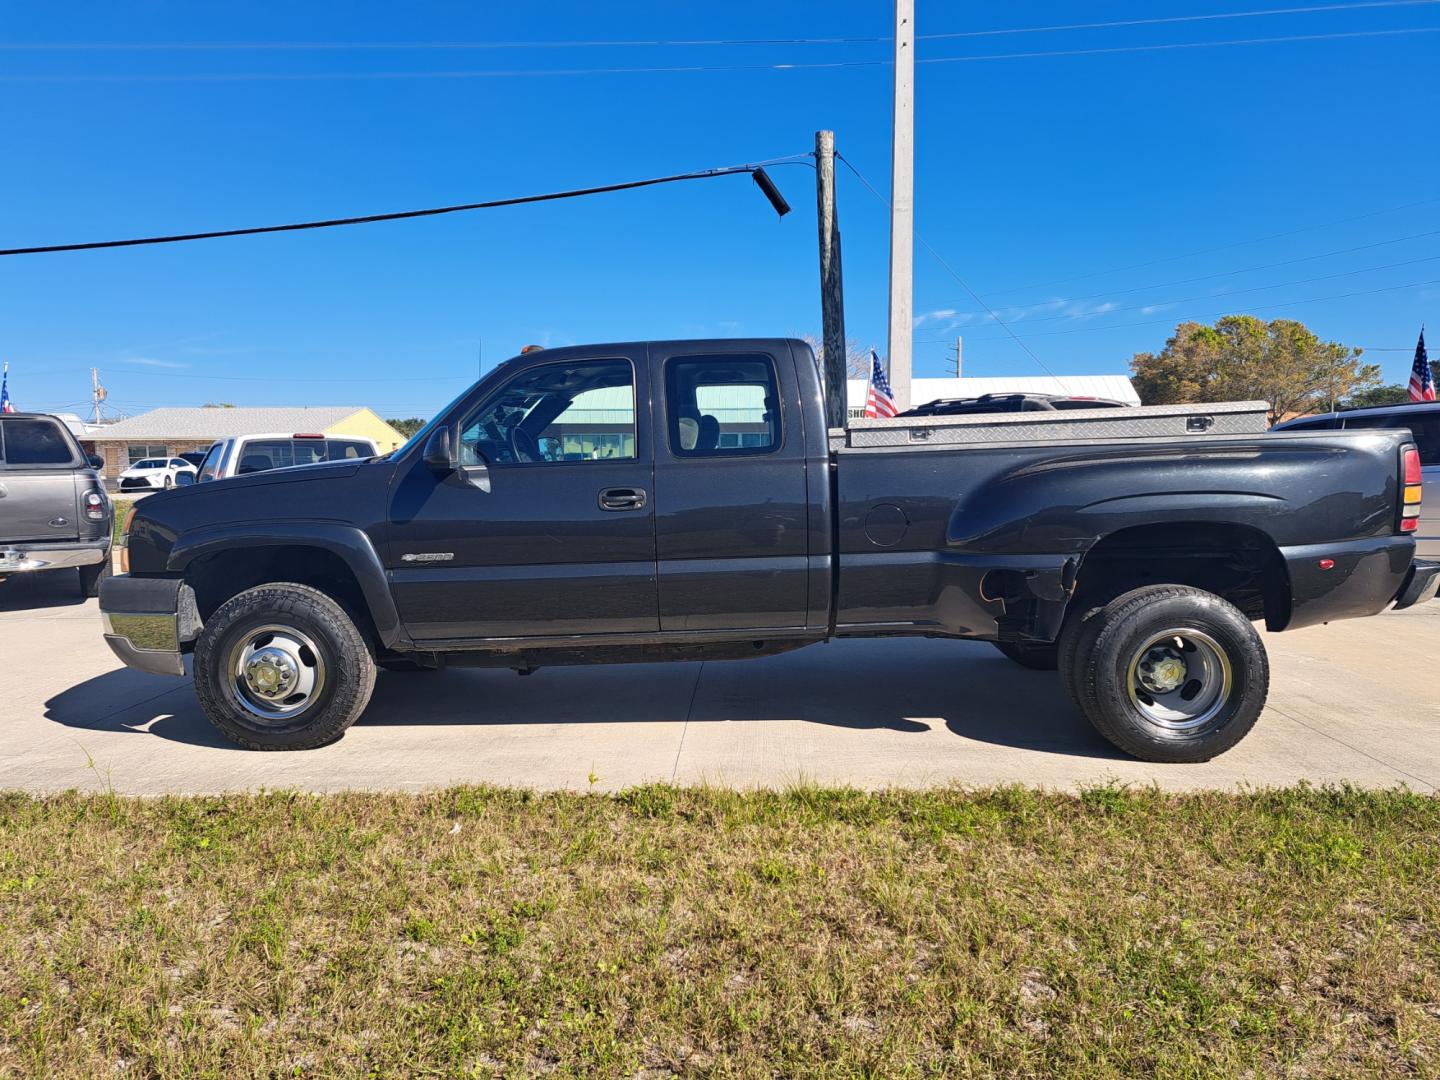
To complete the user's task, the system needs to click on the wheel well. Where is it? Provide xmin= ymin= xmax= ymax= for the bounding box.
xmin=184 ymin=545 xmax=378 ymax=643
xmin=1075 ymin=522 xmax=1290 ymax=629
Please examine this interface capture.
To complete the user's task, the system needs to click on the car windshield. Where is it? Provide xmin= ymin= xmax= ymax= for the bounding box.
xmin=388 ymin=381 xmax=486 ymax=461
xmin=134 ymin=459 xmax=165 ymax=469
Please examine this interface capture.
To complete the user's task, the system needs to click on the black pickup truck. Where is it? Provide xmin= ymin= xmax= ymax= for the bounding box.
xmin=100 ymin=338 xmax=1438 ymax=761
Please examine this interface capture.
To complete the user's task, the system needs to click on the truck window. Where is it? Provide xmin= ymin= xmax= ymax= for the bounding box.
xmin=1339 ymin=410 xmax=1440 ymax=464
xmin=289 ymin=439 xmax=328 ymax=467
xmin=459 ymin=359 xmax=636 ymax=465
xmin=665 ymin=355 xmax=780 ymax=456
xmin=236 ymin=439 xmax=293 ymax=474
xmin=197 ymin=443 xmax=223 ymax=481
xmin=326 ymin=439 xmax=371 ymax=460
xmin=0 ymin=418 xmax=74 ymax=466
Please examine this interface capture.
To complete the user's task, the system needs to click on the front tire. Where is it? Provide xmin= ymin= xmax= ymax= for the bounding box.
xmin=991 ymin=640 xmax=1059 ymax=670
xmin=193 ymin=583 xmax=376 ymax=750
xmin=1068 ymin=585 xmax=1268 ymax=763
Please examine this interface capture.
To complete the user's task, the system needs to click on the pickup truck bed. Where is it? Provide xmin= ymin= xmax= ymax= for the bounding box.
xmin=100 ymin=338 xmax=1437 ymax=762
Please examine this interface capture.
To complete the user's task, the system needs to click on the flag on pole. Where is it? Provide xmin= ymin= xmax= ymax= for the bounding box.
xmin=864 ymin=350 xmax=897 ymax=418
xmin=1410 ymin=329 xmax=1437 ymax=402
xmin=0 ymin=363 xmax=14 ymax=413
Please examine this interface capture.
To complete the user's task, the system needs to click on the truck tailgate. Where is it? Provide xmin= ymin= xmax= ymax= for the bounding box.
xmin=0 ymin=471 xmax=83 ymax=542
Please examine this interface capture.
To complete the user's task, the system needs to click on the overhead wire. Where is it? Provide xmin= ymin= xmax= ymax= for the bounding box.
xmin=0 ymin=154 xmax=809 ymax=255
xmin=4 ymin=27 xmax=1438 ymax=81
xmin=836 ymin=153 xmax=1068 ymax=388
xmin=4 ymin=1 xmax=1434 ymax=50
xmin=955 ymin=276 xmax=1440 ymax=342
xmin=914 ymin=249 xmax=1440 ymax=337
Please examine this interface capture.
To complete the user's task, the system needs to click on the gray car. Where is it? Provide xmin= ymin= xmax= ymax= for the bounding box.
xmin=1273 ymin=400 xmax=1440 ymax=557
xmin=0 ymin=412 xmax=113 ymax=597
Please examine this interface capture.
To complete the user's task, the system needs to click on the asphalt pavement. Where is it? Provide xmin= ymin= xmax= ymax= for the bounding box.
xmin=2 ymin=568 xmax=1437 ymax=794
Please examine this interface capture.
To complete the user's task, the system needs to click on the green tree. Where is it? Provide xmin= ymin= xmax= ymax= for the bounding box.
xmin=1129 ymin=316 xmax=1379 ymax=423
xmin=1341 ymin=383 xmax=1411 ymax=410
xmin=386 ymin=417 xmax=427 ymax=438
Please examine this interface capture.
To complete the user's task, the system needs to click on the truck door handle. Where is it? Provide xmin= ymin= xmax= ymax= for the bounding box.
xmin=598 ymin=487 xmax=647 ymax=511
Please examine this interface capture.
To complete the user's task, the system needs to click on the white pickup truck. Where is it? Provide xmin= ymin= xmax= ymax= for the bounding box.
xmin=193 ymin=432 xmax=379 ymax=483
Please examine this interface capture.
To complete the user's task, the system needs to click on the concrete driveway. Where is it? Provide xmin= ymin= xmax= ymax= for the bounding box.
xmin=2 ymin=570 xmax=1437 ymax=794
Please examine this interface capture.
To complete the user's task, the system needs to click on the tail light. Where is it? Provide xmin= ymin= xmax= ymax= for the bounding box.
xmin=83 ymin=490 xmax=107 ymax=522
xmin=1401 ymin=445 xmax=1422 ymax=533
xmin=118 ymin=505 xmax=137 ymax=573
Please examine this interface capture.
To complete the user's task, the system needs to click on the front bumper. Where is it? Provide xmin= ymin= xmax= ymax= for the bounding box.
xmin=1394 ymin=559 xmax=1440 ymax=611
xmin=0 ymin=538 xmax=109 ymax=574
xmin=98 ymin=575 xmax=200 ymax=677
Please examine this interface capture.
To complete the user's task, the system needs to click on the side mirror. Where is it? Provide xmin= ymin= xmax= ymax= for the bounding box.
xmin=423 ymin=425 xmax=455 ymax=472
xmin=87 ymin=454 xmax=104 ymax=469
xmin=174 ymin=471 xmax=196 ymax=487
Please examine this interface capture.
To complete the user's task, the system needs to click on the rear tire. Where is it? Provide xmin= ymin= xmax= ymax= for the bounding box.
xmin=1069 ymin=585 xmax=1268 ymax=763
xmin=991 ymin=640 xmax=1059 ymax=670
xmin=192 ymin=583 xmax=376 ymax=750
xmin=78 ymin=558 xmax=112 ymax=599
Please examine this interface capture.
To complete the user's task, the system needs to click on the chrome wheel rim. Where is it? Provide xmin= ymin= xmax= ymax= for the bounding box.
xmin=227 ymin=624 xmax=326 ymax=723
xmin=1125 ymin=629 xmax=1232 ymax=732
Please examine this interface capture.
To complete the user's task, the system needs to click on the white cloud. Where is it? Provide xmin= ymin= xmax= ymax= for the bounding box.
xmin=124 ymin=356 xmax=188 ymax=369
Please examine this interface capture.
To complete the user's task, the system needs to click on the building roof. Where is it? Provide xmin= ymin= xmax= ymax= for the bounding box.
xmin=91 ymin=406 xmax=371 ymax=441
xmin=846 ymin=374 xmax=1141 ymax=409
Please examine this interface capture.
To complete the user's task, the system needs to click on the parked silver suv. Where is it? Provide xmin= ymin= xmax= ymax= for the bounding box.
xmin=1274 ymin=401 xmax=1440 ymax=556
xmin=0 ymin=413 xmax=113 ymax=596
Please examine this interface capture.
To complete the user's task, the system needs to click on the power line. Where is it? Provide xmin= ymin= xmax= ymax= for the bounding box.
xmin=836 ymin=153 xmax=1067 ymax=389
xmin=985 ymin=228 xmax=1440 ymax=309
xmin=4 ymin=26 xmax=1438 ymax=81
xmin=914 ymin=248 xmax=1440 ymax=337
xmin=925 ymin=0 xmax=1440 ymax=39
xmin=979 ymin=199 xmax=1440 ymax=299
xmin=0 ymin=156 xmax=805 ymax=255
xmin=5 ymin=2 xmax=1434 ymax=51
xmin=27 ymin=365 xmax=475 ymax=383
xmin=957 ymin=276 xmax=1440 ymax=342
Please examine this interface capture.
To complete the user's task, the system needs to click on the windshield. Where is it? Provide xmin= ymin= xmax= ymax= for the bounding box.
xmin=134 ymin=459 xmax=165 ymax=469
xmin=388 ymin=382 xmax=482 ymax=461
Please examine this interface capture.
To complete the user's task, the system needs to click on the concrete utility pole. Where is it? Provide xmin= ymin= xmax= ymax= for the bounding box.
xmin=814 ymin=129 xmax=848 ymax=429
xmin=954 ymin=336 xmax=964 ymax=379
xmin=885 ymin=0 xmax=915 ymax=412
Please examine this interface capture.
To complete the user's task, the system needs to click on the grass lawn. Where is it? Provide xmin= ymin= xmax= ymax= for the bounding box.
xmin=2 ymin=784 xmax=1437 ymax=1078
xmin=111 ymin=498 xmax=135 ymax=545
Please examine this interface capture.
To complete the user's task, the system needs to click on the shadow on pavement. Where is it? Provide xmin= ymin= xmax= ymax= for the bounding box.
xmin=43 ymin=639 xmax=1123 ymax=759
xmin=0 ymin=569 xmax=88 ymax=612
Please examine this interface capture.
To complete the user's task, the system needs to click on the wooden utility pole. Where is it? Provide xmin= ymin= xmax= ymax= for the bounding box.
xmin=885 ymin=0 xmax=915 ymax=412
xmin=814 ymin=129 xmax=848 ymax=429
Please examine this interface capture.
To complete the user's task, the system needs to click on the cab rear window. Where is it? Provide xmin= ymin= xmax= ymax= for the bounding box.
xmin=0 ymin=418 xmax=75 ymax=465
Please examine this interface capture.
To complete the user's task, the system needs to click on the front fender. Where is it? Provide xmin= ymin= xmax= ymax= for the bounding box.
xmin=166 ymin=521 xmax=403 ymax=648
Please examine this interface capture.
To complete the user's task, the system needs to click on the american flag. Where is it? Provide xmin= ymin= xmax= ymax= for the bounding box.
xmin=864 ymin=350 xmax=897 ymax=418
xmin=1410 ymin=329 xmax=1437 ymax=402
xmin=0 ymin=363 xmax=13 ymax=413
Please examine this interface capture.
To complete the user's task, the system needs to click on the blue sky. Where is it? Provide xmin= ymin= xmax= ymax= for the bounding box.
xmin=2 ymin=0 xmax=1438 ymax=418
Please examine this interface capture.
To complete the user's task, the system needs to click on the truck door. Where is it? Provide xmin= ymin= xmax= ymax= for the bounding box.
xmin=385 ymin=351 xmax=660 ymax=641
xmin=651 ymin=343 xmax=814 ymax=630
